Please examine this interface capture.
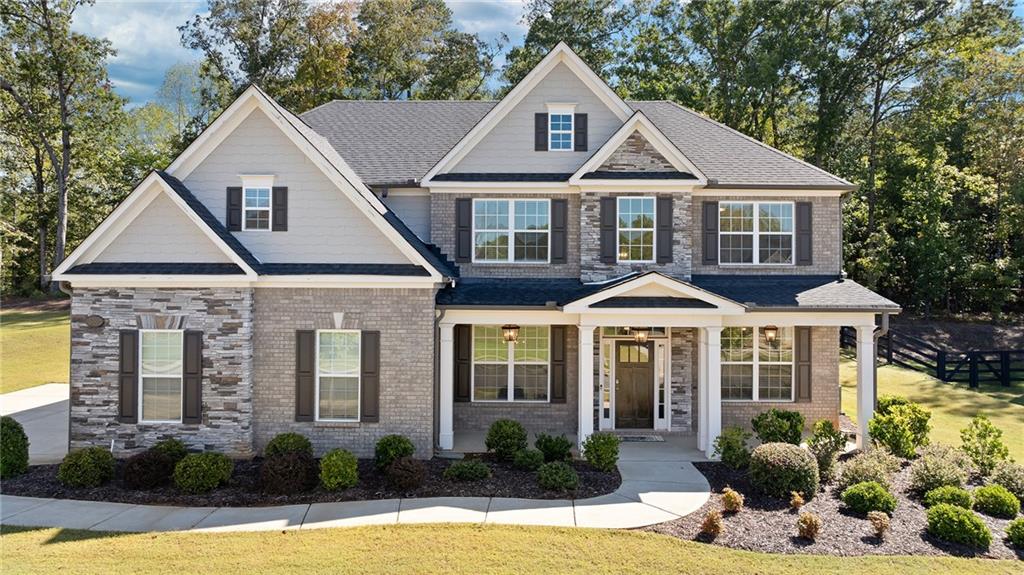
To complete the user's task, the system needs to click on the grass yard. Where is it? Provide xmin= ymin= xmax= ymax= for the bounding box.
xmin=2 ymin=524 xmax=1019 ymax=575
xmin=840 ymin=357 xmax=1024 ymax=460
xmin=0 ymin=306 xmax=70 ymax=393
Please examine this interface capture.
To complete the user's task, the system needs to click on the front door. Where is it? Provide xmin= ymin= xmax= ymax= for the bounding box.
xmin=615 ymin=341 xmax=654 ymax=429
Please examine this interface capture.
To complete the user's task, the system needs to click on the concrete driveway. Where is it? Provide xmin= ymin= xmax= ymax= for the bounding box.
xmin=1 ymin=383 xmax=68 ymax=464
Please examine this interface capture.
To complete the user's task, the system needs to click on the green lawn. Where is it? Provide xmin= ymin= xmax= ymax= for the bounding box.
xmin=2 ymin=524 xmax=1018 ymax=575
xmin=840 ymin=357 xmax=1024 ymax=460
xmin=0 ymin=308 xmax=69 ymax=393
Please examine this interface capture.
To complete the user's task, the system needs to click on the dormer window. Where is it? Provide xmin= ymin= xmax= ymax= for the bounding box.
xmin=240 ymin=175 xmax=275 ymax=231
xmin=547 ymin=104 xmax=575 ymax=151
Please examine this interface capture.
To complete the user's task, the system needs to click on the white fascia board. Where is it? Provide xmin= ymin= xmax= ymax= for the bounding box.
xmin=427 ymin=183 xmax=575 ymax=192
xmin=255 ymin=275 xmax=439 ymax=288
xmin=562 ymin=273 xmax=745 ymax=313
xmin=63 ymin=275 xmax=441 ymax=289
xmin=693 ymin=188 xmax=846 ymax=197
xmin=576 ymin=182 xmax=704 ymax=191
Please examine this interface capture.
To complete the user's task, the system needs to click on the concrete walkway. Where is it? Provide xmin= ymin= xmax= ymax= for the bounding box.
xmin=0 ymin=435 xmax=709 ymax=533
xmin=0 ymin=383 xmax=69 ymax=464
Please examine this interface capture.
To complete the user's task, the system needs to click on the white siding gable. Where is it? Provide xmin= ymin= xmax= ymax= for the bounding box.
xmin=383 ymin=192 xmax=430 ymax=242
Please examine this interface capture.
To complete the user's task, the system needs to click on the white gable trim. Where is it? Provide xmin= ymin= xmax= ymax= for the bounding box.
xmin=569 ymin=112 xmax=708 ymax=186
xmin=562 ymin=272 xmax=745 ymax=314
xmin=421 ymin=42 xmax=632 ymax=184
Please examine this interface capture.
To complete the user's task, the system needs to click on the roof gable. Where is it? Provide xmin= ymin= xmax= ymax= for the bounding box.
xmin=562 ymin=272 xmax=744 ymax=314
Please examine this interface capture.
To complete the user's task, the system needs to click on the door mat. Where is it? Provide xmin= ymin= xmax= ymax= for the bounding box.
xmin=615 ymin=434 xmax=664 ymax=442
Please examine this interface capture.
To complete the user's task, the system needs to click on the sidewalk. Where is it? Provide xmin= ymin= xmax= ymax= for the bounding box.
xmin=0 ymin=383 xmax=69 ymax=464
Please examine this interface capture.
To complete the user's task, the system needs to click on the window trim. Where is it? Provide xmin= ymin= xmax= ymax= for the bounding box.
xmin=616 ymin=196 xmax=657 ymax=263
xmin=547 ymin=104 xmax=575 ymax=152
xmin=720 ymin=326 xmax=795 ymax=403
xmin=718 ymin=201 xmax=795 ymax=266
xmin=470 ymin=325 xmax=551 ymax=403
xmin=138 ymin=329 xmax=184 ymax=424
xmin=470 ymin=198 xmax=552 ymax=264
xmin=314 ymin=329 xmax=362 ymax=422
xmin=239 ymin=175 xmax=275 ymax=232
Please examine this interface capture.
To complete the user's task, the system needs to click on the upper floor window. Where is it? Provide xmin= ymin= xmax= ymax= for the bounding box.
xmin=317 ymin=330 xmax=360 ymax=422
xmin=721 ymin=326 xmax=794 ymax=401
xmin=719 ymin=201 xmax=793 ymax=265
xmin=140 ymin=330 xmax=183 ymax=423
xmin=617 ymin=197 xmax=655 ymax=262
xmin=547 ymin=104 xmax=575 ymax=151
xmin=472 ymin=325 xmax=549 ymax=402
xmin=243 ymin=187 xmax=271 ymax=230
xmin=473 ymin=199 xmax=550 ymax=263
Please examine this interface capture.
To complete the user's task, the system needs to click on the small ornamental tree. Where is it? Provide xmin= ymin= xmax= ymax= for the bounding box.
xmin=959 ymin=415 xmax=1010 ymax=477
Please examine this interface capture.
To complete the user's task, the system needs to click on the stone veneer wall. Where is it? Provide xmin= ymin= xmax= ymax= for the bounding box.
xmin=69 ymin=288 xmax=254 ymax=456
xmin=670 ymin=328 xmax=695 ymax=432
xmin=252 ymin=288 xmax=436 ymax=458
xmin=598 ymin=131 xmax=676 ymax=172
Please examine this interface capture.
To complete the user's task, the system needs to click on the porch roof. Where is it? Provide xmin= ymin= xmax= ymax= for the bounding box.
xmin=689 ymin=275 xmax=901 ymax=312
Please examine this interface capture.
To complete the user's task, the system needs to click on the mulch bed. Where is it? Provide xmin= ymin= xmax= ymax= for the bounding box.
xmin=646 ymin=457 xmax=1022 ymax=560
xmin=0 ymin=455 xmax=619 ymax=507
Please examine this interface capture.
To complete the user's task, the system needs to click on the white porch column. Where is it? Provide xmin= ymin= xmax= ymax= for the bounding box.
xmin=705 ymin=327 xmax=723 ymax=459
xmin=578 ymin=324 xmax=596 ymax=450
xmin=856 ymin=324 xmax=877 ymax=451
xmin=697 ymin=328 xmax=709 ymax=452
xmin=439 ymin=323 xmax=455 ymax=451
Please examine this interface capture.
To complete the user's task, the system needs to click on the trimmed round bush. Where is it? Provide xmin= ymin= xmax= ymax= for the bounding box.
xmin=534 ymin=433 xmax=573 ymax=462
xmin=320 ymin=449 xmax=358 ymax=491
xmin=926 ymin=504 xmax=992 ymax=548
xmin=581 ymin=432 xmax=620 ymax=472
xmin=837 ymin=448 xmax=901 ymax=491
xmin=386 ymin=456 xmax=425 ymax=491
xmin=749 ymin=442 xmax=819 ymax=500
xmin=375 ymin=434 xmax=415 ymax=471
xmin=1007 ymin=517 xmax=1024 ymax=548
xmin=807 ymin=419 xmax=846 ymax=482
xmin=991 ymin=461 xmax=1024 ymax=501
xmin=151 ymin=438 xmax=188 ymax=463
xmin=443 ymin=460 xmax=491 ymax=482
xmin=876 ymin=394 xmax=911 ymax=415
xmin=485 ymin=419 xmax=528 ymax=461
xmin=841 ymin=481 xmax=897 ymax=515
xmin=173 ymin=452 xmax=233 ymax=494
xmin=868 ymin=403 xmax=931 ymax=458
xmin=123 ymin=449 xmax=175 ymax=490
xmin=713 ymin=426 xmax=751 ymax=470
xmin=1 ymin=415 xmax=30 ymax=478
xmin=537 ymin=461 xmax=578 ymax=492
xmin=751 ymin=409 xmax=805 ymax=445
xmin=513 ymin=449 xmax=544 ymax=471
xmin=264 ymin=432 xmax=313 ymax=458
xmin=973 ymin=484 xmax=1020 ymax=519
xmin=923 ymin=486 xmax=973 ymax=509
xmin=57 ymin=447 xmax=115 ymax=488
xmin=260 ymin=452 xmax=317 ymax=494
xmin=909 ymin=444 xmax=970 ymax=494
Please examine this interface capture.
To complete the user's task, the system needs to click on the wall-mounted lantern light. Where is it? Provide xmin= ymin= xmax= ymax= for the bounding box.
xmin=502 ymin=324 xmax=520 ymax=344
xmin=631 ymin=327 xmax=650 ymax=344
xmin=763 ymin=325 xmax=779 ymax=344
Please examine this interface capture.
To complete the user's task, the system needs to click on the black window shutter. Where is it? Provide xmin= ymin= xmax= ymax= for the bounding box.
xmin=227 ymin=187 xmax=242 ymax=231
xmin=454 ymin=325 xmax=471 ymax=402
xmin=182 ymin=330 xmax=203 ymax=424
xmin=574 ymin=113 xmax=588 ymax=151
xmin=118 ymin=330 xmax=139 ymax=423
xmin=360 ymin=331 xmax=380 ymax=423
xmin=455 ymin=198 xmax=472 ymax=262
xmin=795 ymin=326 xmax=812 ymax=402
xmin=272 ymin=186 xmax=288 ymax=231
xmin=534 ymin=113 xmax=548 ymax=151
xmin=796 ymin=202 xmax=812 ymax=266
xmin=656 ymin=196 xmax=673 ymax=263
xmin=702 ymin=201 xmax=719 ymax=265
xmin=599 ymin=196 xmax=617 ymax=263
xmin=550 ymin=326 xmax=567 ymax=403
xmin=295 ymin=330 xmax=315 ymax=421
xmin=551 ymin=199 xmax=568 ymax=264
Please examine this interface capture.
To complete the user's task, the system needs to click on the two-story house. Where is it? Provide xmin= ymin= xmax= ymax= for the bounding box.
xmin=52 ymin=43 xmax=899 ymax=461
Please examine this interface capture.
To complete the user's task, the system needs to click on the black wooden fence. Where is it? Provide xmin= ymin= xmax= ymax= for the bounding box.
xmin=840 ymin=327 xmax=1024 ymax=388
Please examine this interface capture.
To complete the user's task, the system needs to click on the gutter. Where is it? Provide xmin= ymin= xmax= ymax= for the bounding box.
xmin=872 ymin=312 xmax=892 ymax=408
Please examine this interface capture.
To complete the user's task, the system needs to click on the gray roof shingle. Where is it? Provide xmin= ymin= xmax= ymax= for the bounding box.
xmin=690 ymin=275 xmax=901 ymax=311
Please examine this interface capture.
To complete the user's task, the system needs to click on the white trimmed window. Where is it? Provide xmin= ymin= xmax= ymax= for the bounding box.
xmin=548 ymin=104 xmax=575 ymax=151
xmin=473 ymin=199 xmax=550 ymax=263
xmin=140 ymin=330 xmax=183 ymax=423
xmin=719 ymin=201 xmax=794 ymax=264
xmin=617 ymin=197 xmax=655 ymax=262
xmin=720 ymin=327 xmax=794 ymax=401
xmin=240 ymin=175 xmax=275 ymax=231
xmin=472 ymin=325 xmax=550 ymax=402
xmin=316 ymin=330 xmax=361 ymax=421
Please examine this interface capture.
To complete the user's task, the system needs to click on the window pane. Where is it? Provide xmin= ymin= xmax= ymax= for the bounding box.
xmin=758 ymin=364 xmax=793 ymax=400
xmin=549 ymin=114 xmax=572 ymax=131
xmin=759 ymin=327 xmax=793 ymax=362
xmin=244 ymin=188 xmax=270 ymax=208
xmin=759 ymin=203 xmax=793 ymax=233
xmin=618 ymin=231 xmax=654 ymax=261
xmin=721 ymin=327 xmax=754 ymax=362
xmin=474 ymin=200 xmax=508 ymax=230
xmin=245 ymin=210 xmax=270 ymax=230
xmin=722 ymin=365 xmax=753 ymax=400
xmin=618 ymin=197 xmax=654 ymax=229
xmin=513 ymin=364 xmax=548 ymax=400
xmin=514 ymin=232 xmax=548 ymax=262
xmin=142 ymin=377 xmax=181 ymax=421
xmin=514 ymin=201 xmax=549 ymax=230
xmin=758 ymin=234 xmax=793 ymax=264
xmin=514 ymin=326 xmax=549 ymax=362
xmin=319 ymin=376 xmax=359 ymax=420
xmin=550 ymin=132 xmax=572 ymax=150
xmin=473 ymin=326 xmax=508 ymax=362
xmin=720 ymin=203 xmax=753 ymax=232
xmin=319 ymin=332 xmax=359 ymax=375
xmin=474 ymin=232 xmax=509 ymax=261
xmin=141 ymin=332 xmax=183 ymax=375
xmin=473 ymin=364 xmax=508 ymax=400
xmin=719 ymin=234 xmax=753 ymax=264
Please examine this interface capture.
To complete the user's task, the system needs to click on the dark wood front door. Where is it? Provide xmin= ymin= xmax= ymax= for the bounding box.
xmin=615 ymin=341 xmax=654 ymax=429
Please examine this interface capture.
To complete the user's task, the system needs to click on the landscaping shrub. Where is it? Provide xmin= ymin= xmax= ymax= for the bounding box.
xmin=797 ymin=512 xmax=821 ymax=541
xmin=713 ymin=427 xmax=751 ymax=470
xmin=807 ymin=419 xmax=845 ymax=482
xmin=375 ymin=434 xmax=415 ymax=471
xmin=1006 ymin=518 xmax=1024 ymax=548
xmin=790 ymin=491 xmax=805 ymax=510
xmin=123 ymin=449 xmax=175 ymax=490
xmin=485 ymin=419 xmax=527 ymax=461
xmin=868 ymin=511 xmax=890 ymax=539
xmin=581 ymin=432 xmax=620 ymax=472
xmin=841 ymin=481 xmax=897 ymax=515
xmin=260 ymin=452 xmax=317 ymax=494
xmin=972 ymin=484 xmax=1020 ymax=519
xmin=751 ymin=409 xmax=805 ymax=445
xmin=959 ymin=415 xmax=1010 ymax=477
xmin=991 ymin=461 xmax=1024 ymax=501
xmin=749 ymin=442 xmax=819 ymax=500
xmin=926 ymin=504 xmax=992 ymax=548
xmin=700 ymin=510 xmax=723 ymax=538
xmin=386 ymin=456 xmax=425 ymax=491
xmin=876 ymin=394 xmax=911 ymax=415
xmin=443 ymin=460 xmax=491 ymax=482
xmin=868 ymin=402 xmax=931 ymax=458
xmin=513 ymin=449 xmax=544 ymax=471
xmin=57 ymin=447 xmax=115 ymax=488
xmin=923 ymin=486 xmax=973 ymax=509
xmin=0 ymin=415 xmax=29 ymax=478
xmin=837 ymin=448 xmax=901 ymax=491
xmin=909 ymin=444 xmax=970 ymax=494
xmin=721 ymin=487 xmax=744 ymax=512
xmin=173 ymin=452 xmax=233 ymax=494
xmin=264 ymin=432 xmax=313 ymax=458
xmin=319 ymin=449 xmax=358 ymax=491
xmin=151 ymin=438 xmax=188 ymax=463
xmin=534 ymin=433 xmax=573 ymax=462
xmin=537 ymin=461 xmax=578 ymax=491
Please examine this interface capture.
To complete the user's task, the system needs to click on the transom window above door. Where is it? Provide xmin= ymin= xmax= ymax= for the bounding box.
xmin=719 ymin=202 xmax=794 ymax=264
xmin=617 ymin=197 xmax=655 ymax=262
xmin=473 ymin=199 xmax=550 ymax=263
